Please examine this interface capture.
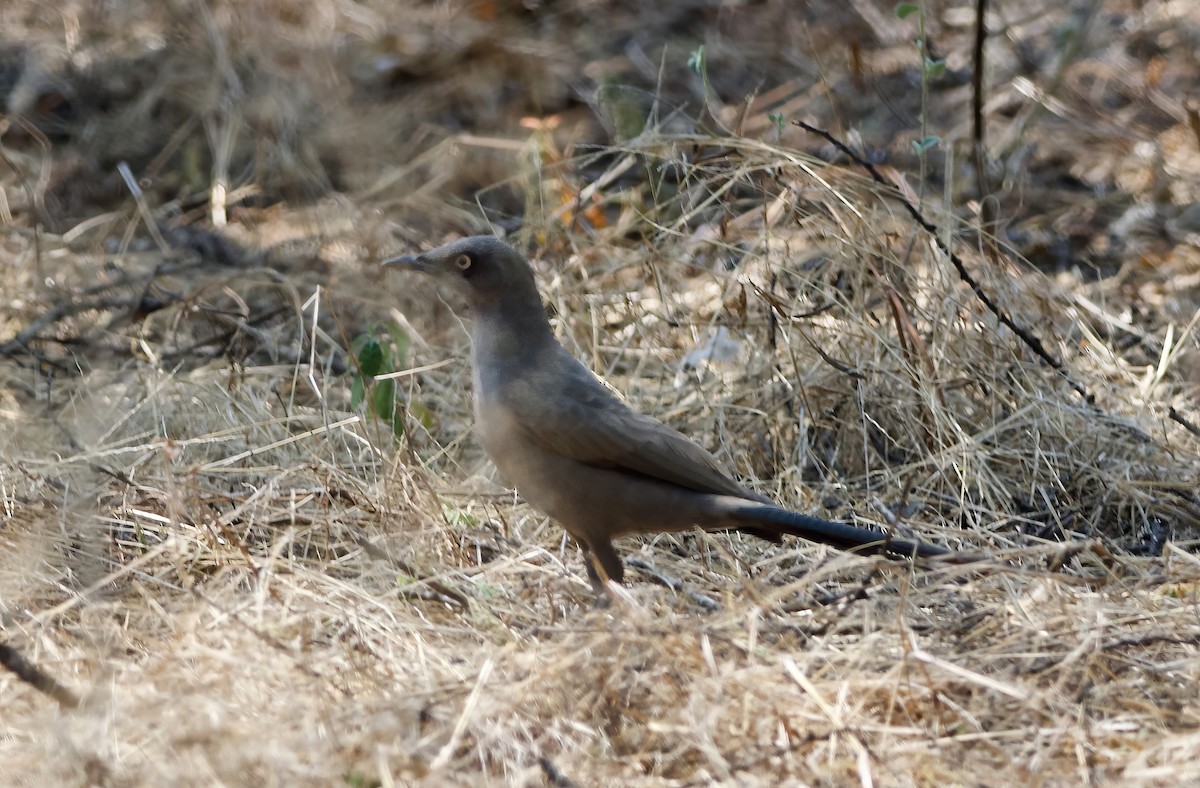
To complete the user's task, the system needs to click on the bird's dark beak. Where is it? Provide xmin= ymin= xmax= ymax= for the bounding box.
xmin=381 ymin=254 xmax=425 ymax=271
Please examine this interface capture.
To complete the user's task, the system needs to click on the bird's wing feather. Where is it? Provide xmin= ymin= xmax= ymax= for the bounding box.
xmin=502 ymin=354 xmax=758 ymax=500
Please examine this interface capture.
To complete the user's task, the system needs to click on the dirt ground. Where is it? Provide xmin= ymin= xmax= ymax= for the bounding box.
xmin=2 ymin=0 xmax=1199 ymax=785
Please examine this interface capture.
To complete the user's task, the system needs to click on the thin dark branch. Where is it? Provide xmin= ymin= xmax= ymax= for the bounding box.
xmin=794 ymin=119 xmax=1090 ymax=402
xmin=794 ymin=121 xmax=1200 ymax=439
xmin=0 ymin=642 xmax=81 ymax=709
xmin=972 ymin=0 xmax=991 ymax=212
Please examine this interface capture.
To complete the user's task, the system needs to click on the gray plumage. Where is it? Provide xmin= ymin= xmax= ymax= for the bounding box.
xmin=383 ymin=236 xmax=950 ymax=584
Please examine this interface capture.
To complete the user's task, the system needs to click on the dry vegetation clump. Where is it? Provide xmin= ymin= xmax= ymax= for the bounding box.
xmin=1 ymin=0 xmax=1199 ymax=785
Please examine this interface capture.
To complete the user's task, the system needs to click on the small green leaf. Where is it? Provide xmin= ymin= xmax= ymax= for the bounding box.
xmin=768 ymin=111 xmax=785 ymax=141
xmin=924 ymin=58 xmax=946 ymax=77
xmin=350 ymin=375 xmax=365 ymax=410
xmin=408 ymin=401 xmax=435 ymax=431
xmin=911 ymin=135 xmax=940 ymax=153
xmin=895 ymin=2 xmax=919 ymax=19
xmin=441 ymin=505 xmax=479 ymax=528
xmin=687 ymin=45 xmax=705 ymax=75
xmin=386 ymin=323 xmax=411 ymax=369
xmin=372 ymin=378 xmax=396 ymax=422
xmin=357 ymin=337 xmax=384 ymax=378
xmin=343 ymin=770 xmax=382 ymax=788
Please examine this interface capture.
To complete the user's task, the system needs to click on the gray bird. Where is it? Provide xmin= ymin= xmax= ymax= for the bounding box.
xmin=383 ymin=236 xmax=950 ymax=584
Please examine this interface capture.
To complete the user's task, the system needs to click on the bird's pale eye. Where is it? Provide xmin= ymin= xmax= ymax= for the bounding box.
xmin=454 ymin=254 xmax=472 ymax=271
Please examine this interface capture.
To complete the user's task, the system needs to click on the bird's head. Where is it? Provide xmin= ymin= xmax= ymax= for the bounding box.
xmin=381 ymin=235 xmax=539 ymax=311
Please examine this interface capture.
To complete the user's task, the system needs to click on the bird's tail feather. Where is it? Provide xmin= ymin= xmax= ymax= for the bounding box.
xmin=719 ymin=499 xmax=950 ymax=560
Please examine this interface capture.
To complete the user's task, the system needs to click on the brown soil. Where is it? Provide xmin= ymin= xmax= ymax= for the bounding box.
xmin=1 ymin=1 xmax=1198 ymax=785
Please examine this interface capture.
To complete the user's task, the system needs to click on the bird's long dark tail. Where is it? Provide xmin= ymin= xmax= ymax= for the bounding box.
xmin=722 ymin=499 xmax=951 ymax=560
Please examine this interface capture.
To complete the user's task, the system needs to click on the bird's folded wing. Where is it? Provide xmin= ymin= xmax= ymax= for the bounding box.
xmin=506 ymin=365 xmax=758 ymax=500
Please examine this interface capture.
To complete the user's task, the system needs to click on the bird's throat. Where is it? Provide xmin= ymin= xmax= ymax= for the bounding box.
xmin=469 ymin=305 xmax=556 ymax=374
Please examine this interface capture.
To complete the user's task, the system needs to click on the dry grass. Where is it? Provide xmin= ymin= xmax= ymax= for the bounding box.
xmin=3 ymin=1 xmax=1200 ymax=785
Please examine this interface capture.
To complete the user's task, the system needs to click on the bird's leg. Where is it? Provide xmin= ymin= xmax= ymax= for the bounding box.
xmin=576 ymin=545 xmax=610 ymax=608
xmin=578 ymin=538 xmax=626 ymax=588
xmin=576 ymin=539 xmax=628 ymax=609
xmin=588 ymin=538 xmax=625 ymax=586
xmin=581 ymin=545 xmax=603 ymax=588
